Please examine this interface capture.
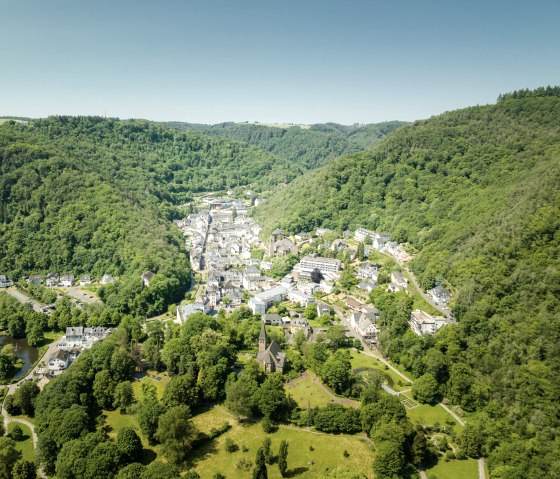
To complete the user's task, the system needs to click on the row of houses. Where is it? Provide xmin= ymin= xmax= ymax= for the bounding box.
xmin=47 ymin=326 xmax=112 ymax=375
xmin=25 ymin=273 xmax=115 ymax=287
xmin=347 ymin=297 xmax=381 ymax=344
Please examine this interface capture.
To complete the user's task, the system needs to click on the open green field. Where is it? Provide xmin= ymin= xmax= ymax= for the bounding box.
xmin=285 ymin=375 xmax=335 ymax=408
xmin=406 ymin=403 xmax=461 ymax=433
xmin=104 ymin=409 xmax=163 ymax=461
xmin=131 ymin=373 xmax=169 ymax=401
xmin=190 ymin=407 xmax=374 ymax=479
xmin=8 ymin=421 xmax=35 ymax=461
xmin=349 ymin=349 xmax=412 ymax=391
xmin=399 ymin=389 xmax=462 ymax=433
xmin=426 ymin=458 xmax=478 ymax=479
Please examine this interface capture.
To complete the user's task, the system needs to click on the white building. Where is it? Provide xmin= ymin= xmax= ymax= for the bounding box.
xmin=0 ymin=275 xmax=14 ymax=288
xmin=355 ymin=315 xmax=378 ymax=342
xmin=287 ymin=289 xmax=315 ymax=308
xmin=48 ymin=350 xmax=71 ymax=374
xmin=46 ymin=273 xmax=59 ymax=287
xmin=409 ymin=310 xmax=448 ymax=336
xmin=391 ymin=272 xmax=408 ymax=288
xmin=355 ymin=228 xmax=376 ymax=242
xmin=176 ymin=301 xmax=210 ymax=323
xmin=59 ymin=275 xmax=74 ymax=287
xmin=300 ymin=255 xmax=341 ymax=274
xmin=100 ymin=274 xmax=115 ymax=284
xmin=59 ymin=327 xmax=111 ymax=350
xmin=79 ymin=275 xmax=93 ymax=286
xmin=248 ymin=286 xmax=287 ymax=314
xmin=429 ymin=286 xmax=451 ymax=304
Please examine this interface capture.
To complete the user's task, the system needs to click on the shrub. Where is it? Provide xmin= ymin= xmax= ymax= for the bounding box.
xmin=10 ymin=424 xmax=24 ymax=441
xmin=262 ymin=416 xmax=276 ymax=433
xmin=343 ymin=449 xmax=350 ymax=457
xmin=456 ymin=450 xmax=467 ymax=460
xmin=236 ymin=458 xmax=252 ymax=471
xmin=224 ymin=438 xmax=238 ymax=453
xmin=210 ymin=422 xmax=231 ymax=439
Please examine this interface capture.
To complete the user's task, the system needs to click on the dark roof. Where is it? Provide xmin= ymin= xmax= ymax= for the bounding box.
xmin=268 ymin=340 xmax=283 ymax=357
xmin=259 ymin=321 xmax=267 ymax=341
xmin=432 ymin=285 xmax=450 ymax=296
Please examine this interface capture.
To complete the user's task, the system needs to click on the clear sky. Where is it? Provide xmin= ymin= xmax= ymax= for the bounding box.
xmin=1 ymin=0 xmax=559 ymax=124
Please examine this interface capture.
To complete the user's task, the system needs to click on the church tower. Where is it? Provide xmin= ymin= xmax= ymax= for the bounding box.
xmin=259 ymin=321 xmax=267 ymax=353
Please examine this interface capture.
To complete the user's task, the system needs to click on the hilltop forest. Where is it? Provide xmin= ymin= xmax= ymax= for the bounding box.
xmin=166 ymin=120 xmax=405 ymax=169
xmin=255 ymin=92 xmax=560 ymax=477
xmin=0 ymin=117 xmax=395 ymax=317
xmin=0 ymin=117 xmax=303 ymax=316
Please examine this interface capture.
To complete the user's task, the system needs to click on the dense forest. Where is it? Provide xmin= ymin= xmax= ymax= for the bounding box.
xmin=0 ymin=117 xmax=302 ymax=316
xmin=255 ymin=93 xmax=560 ymax=477
xmin=165 ymin=121 xmax=405 ymax=169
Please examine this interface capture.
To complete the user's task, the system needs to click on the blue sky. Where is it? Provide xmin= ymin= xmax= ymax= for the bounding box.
xmin=1 ymin=0 xmax=559 ymax=124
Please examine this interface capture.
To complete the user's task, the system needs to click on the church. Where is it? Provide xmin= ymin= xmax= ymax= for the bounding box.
xmin=256 ymin=321 xmax=286 ymax=373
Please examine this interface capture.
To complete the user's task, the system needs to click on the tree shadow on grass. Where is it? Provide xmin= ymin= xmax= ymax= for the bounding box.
xmin=139 ymin=448 xmax=157 ymax=465
xmin=285 ymin=467 xmax=309 ymax=477
xmin=186 ymin=440 xmax=219 ymax=468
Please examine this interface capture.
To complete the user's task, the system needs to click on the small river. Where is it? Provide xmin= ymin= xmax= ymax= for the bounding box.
xmin=0 ymin=335 xmax=39 ymax=379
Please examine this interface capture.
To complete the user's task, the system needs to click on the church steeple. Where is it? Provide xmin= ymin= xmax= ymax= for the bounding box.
xmin=259 ymin=321 xmax=267 ymax=353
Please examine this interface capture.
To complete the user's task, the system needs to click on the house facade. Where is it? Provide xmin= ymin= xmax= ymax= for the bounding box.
xmin=0 ymin=275 xmax=14 ymax=288
xmin=409 ymin=310 xmax=448 ymax=336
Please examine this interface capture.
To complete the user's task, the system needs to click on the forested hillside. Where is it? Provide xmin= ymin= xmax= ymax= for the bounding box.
xmin=255 ymin=94 xmax=560 ymax=477
xmin=0 ymin=117 xmax=301 ymax=316
xmin=166 ymin=120 xmax=405 ymax=169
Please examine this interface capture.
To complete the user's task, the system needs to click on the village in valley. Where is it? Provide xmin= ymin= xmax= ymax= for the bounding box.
xmin=174 ymin=193 xmax=454 ymax=373
xmin=0 ymin=192 xmax=462 ymax=479
xmin=0 ymin=191 xmax=454 ymax=386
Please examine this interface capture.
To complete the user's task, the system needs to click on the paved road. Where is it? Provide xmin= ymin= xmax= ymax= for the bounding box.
xmin=322 ymin=296 xmax=468 ymax=433
xmin=5 ymin=288 xmax=44 ymax=312
xmin=403 ymin=267 xmax=451 ymax=319
xmin=1 ymin=336 xmax=59 ymax=479
xmin=358 ymin=349 xmax=414 ymax=384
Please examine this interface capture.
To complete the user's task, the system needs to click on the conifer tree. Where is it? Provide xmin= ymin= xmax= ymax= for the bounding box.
xmin=278 ymin=440 xmax=289 ymax=477
xmin=253 ymin=447 xmax=268 ymax=479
